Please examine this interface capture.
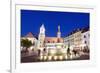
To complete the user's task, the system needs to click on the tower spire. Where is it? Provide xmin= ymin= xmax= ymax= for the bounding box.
xmin=40 ymin=23 xmax=45 ymax=34
xmin=57 ymin=25 xmax=61 ymax=38
xmin=58 ymin=25 xmax=60 ymax=32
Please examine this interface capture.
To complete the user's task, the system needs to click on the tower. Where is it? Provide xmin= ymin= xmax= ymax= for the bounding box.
xmin=37 ymin=24 xmax=45 ymax=49
xmin=57 ymin=25 xmax=61 ymax=38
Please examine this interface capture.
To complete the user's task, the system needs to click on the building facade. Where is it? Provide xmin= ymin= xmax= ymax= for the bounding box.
xmin=81 ymin=30 xmax=90 ymax=50
xmin=36 ymin=24 xmax=65 ymax=56
xmin=64 ymin=28 xmax=89 ymax=51
xmin=21 ymin=32 xmax=37 ymax=51
xmin=73 ymin=30 xmax=82 ymax=50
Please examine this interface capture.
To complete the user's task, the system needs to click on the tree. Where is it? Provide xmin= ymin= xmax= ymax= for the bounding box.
xmin=21 ymin=39 xmax=32 ymax=52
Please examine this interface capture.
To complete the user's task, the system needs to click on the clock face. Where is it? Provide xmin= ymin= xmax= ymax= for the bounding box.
xmin=40 ymin=28 xmax=45 ymax=33
xmin=41 ymin=28 xmax=44 ymax=32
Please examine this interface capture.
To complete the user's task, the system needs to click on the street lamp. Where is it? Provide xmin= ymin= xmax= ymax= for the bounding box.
xmin=48 ymin=55 xmax=52 ymax=60
xmin=44 ymin=56 xmax=47 ymax=60
xmin=59 ymin=55 xmax=63 ymax=60
xmin=40 ymin=55 xmax=43 ymax=60
xmin=54 ymin=55 xmax=58 ymax=60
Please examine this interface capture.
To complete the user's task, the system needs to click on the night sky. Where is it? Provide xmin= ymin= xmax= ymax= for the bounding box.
xmin=21 ymin=10 xmax=89 ymax=37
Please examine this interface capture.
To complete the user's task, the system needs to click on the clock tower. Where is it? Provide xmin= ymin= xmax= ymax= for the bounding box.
xmin=37 ymin=24 xmax=45 ymax=49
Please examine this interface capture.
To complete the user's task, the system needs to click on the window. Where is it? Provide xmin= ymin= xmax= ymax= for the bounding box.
xmin=84 ymin=41 xmax=87 ymax=44
xmin=88 ymin=34 xmax=90 ymax=37
xmin=48 ymin=41 xmax=50 ymax=43
xmin=84 ymin=35 xmax=86 ymax=38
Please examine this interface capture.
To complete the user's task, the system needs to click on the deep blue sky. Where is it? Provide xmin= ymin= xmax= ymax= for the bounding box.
xmin=21 ymin=10 xmax=89 ymax=37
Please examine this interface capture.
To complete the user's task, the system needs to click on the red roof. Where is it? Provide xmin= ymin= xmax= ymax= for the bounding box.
xmin=25 ymin=32 xmax=34 ymax=37
xmin=45 ymin=37 xmax=63 ymax=43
